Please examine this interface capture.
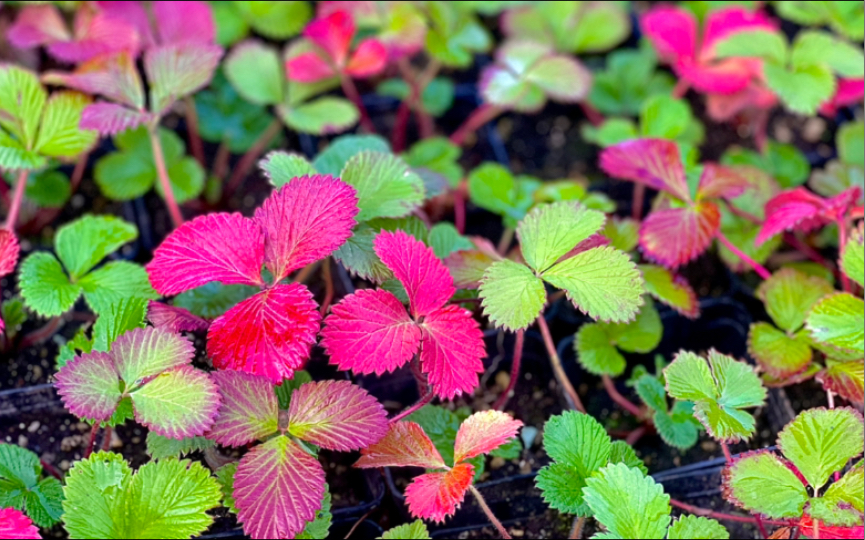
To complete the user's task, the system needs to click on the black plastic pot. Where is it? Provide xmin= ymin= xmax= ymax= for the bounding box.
xmin=196 ymin=515 xmax=383 ymax=540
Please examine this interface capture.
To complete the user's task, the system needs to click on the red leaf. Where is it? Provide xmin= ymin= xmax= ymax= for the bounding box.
xmin=153 ymin=1 xmax=215 ymax=45
xmin=147 ymin=301 xmax=209 ymax=333
xmin=641 ymin=202 xmax=721 ymax=268
xmin=234 ymin=436 xmax=326 ymax=540
xmin=42 ymin=52 xmax=145 ymax=110
xmin=799 ymin=516 xmax=864 ymax=540
xmin=0 ymin=508 xmax=41 ymax=540
xmin=697 ymin=164 xmax=750 ymax=201
xmin=599 ymin=139 xmax=691 ymax=202
xmin=374 ymin=230 xmax=455 ymax=318
xmin=208 ymin=370 xmax=278 ymax=447
xmin=254 ymin=175 xmax=358 ymax=282
xmin=757 ymin=187 xmax=861 ymax=246
xmin=80 ymin=103 xmax=154 ymax=136
xmin=321 ymin=288 xmax=421 ymax=375
xmin=821 ymin=78 xmax=864 ymax=117
xmin=305 ymin=11 xmax=354 ymax=67
xmin=0 ymin=230 xmax=20 ymax=278
xmin=817 ymin=361 xmax=864 ymax=406
xmin=355 ymin=421 xmax=447 ymax=469
xmin=454 ymin=411 xmax=523 ymax=463
xmin=146 ymin=212 xmax=265 ymax=295
xmin=346 ymin=39 xmax=387 ymax=78
xmin=288 ymin=380 xmax=388 ymax=451
xmin=285 ymin=52 xmax=337 ymax=83
xmin=640 ymin=7 xmax=697 ymax=63
xmin=405 ymin=462 xmax=474 ymax=523
xmin=419 ymin=305 xmax=485 ymax=400
xmin=207 ymin=284 xmax=320 ymax=383
xmin=7 ymin=5 xmax=70 ymax=48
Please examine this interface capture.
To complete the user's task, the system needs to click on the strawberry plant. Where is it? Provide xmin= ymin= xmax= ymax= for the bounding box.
xmin=0 ymin=444 xmax=63 ymax=529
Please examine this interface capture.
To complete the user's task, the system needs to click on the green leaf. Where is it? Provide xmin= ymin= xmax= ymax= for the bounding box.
xmin=0 ymin=443 xmax=64 ymax=527
xmin=274 ymin=370 xmax=313 ymax=410
xmin=233 ymin=1 xmax=311 ymax=39
xmin=261 ymin=151 xmax=317 ymax=188
xmin=19 ymin=252 xmax=81 ymax=317
xmin=173 ymin=282 xmax=259 ymax=319
xmin=536 ymin=462 xmax=593 ymax=515
xmin=841 ymin=225 xmax=864 ymax=288
xmin=575 ymin=323 xmax=626 ymax=377
xmin=468 ymin=163 xmax=523 ymax=223
xmin=635 ymin=374 xmax=667 ymax=413
xmin=333 ymin=226 xmax=391 ymax=283
xmin=667 ymin=515 xmax=729 ymax=539
xmin=55 ymin=215 xmax=138 ymax=280
xmin=215 ymin=462 xmax=237 ymax=514
xmin=569 ymin=3 xmax=631 ymax=53
xmin=639 ymin=264 xmax=698 ymax=318
xmin=63 ymin=452 xmax=221 ymax=539
xmin=1 ymin=297 xmax=27 ymax=339
xmin=405 ymin=405 xmax=464 ymax=471
xmin=0 ymin=65 xmax=46 ymax=149
xmin=479 ymin=259 xmax=546 ymax=331
xmin=157 ymin=157 xmax=205 ymax=204
xmin=313 ymin=134 xmax=390 ymax=177
xmin=640 ymin=95 xmax=692 ymax=140
xmin=819 ymin=461 xmax=864 ymax=517
xmin=429 ymin=223 xmax=473 ymax=259
xmin=33 ymin=91 xmax=97 ymax=158
xmin=724 ymin=450 xmax=809 ymax=518
xmin=791 ymin=31 xmax=865 ymax=77
xmin=281 ymin=97 xmax=359 ymax=135
xmin=588 ymin=44 xmax=674 ymax=117
xmin=542 ymin=246 xmax=644 ymax=324
xmin=425 ymin=2 xmax=491 ymax=67
xmin=296 ymin=488 xmax=332 ymax=539
xmin=57 ymin=327 xmax=93 ymax=369
xmin=195 ymin=70 xmax=278 ymax=153
xmin=583 ymin=463 xmax=671 ymax=539
xmin=778 ymin=408 xmax=864 ymax=491
xmin=0 ymin=130 xmax=44 ymax=170
xmin=603 ymin=217 xmax=639 ymax=253
xmin=403 ymin=137 xmax=463 ymax=188
xmin=757 ymin=269 xmax=836 ymax=333
xmin=764 ymin=141 xmax=811 ymax=189
xmin=223 ymin=40 xmax=284 ymax=106
xmin=582 ymin=118 xmax=639 ymax=147
xmin=838 ymin=121 xmax=865 ymax=167
xmin=25 ymin=169 xmax=71 ymax=208
xmin=80 ymin=261 xmax=157 ymax=315
xmin=145 ymin=433 xmax=215 ymax=460
xmin=212 ymin=2 xmax=249 ymax=46
xmin=764 ymin=63 xmax=836 ymax=116
xmin=654 ymin=403 xmax=701 ymax=450
xmin=806 ymin=292 xmax=865 ymax=354
xmin=380 ymin=519 xmax=431 ymax=540
xmin=518 ymin=202 xmax=605 ymax=273
xmin=91 ymin=297 xmax=148 ymax=353
xmin=608 ymin=299 xmax=662 ymax=353
xmin=339 ymin=151 xmax=425 ymax=222
xmin=608 ymin=441 xmax=648 ymax=475
xmin=378 ymin=78 xmax=456 ymax=118
xmin=748 ymin=322 xmax=813 ymax=380
xmin=714 ymin=29 xmax=788 ymax=65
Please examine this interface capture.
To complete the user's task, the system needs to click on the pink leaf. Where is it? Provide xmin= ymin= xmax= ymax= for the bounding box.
xmin=321 ymin=288 xmax=421 ymax=375
xmin=55 ymin=351 xmax=121 ymax=422
xmin=97 ymin=1 xmax=157 ymax=48
xmin=111 ymin=327 xmax=195 ymax=383
xmin=641 ymin=202 xmax=721 ymax=268
xmin=701 ymin=7 xmax=777 ymax=54
xmin=153 ymin=1 xmax=215 ymax=45
xmin=48 ymin=9 xmax=141 ymax=63
xmin=419 ymin=305 xmax=485 ymax=400
xmin=454 ymin=411 xmax=523 ymax=463
xmin=254 ymin=175 xmax=358 ymax=282
xmin=147 ymin=301 xmax=209 ymax=333
xmin=288 ymin=380 xmax=388 ymax=451
xmin=346 ymin=39 xmax=388 ymax=78
xmin=131 ymin=365 xmax=220 ymax=439
xmin=405 ymin=462 xmax=474 ymax=523
xmin=80 ymin=103 xmax=153 ymax=136
xmin=374 ymin=230 xmax=455 ymax=318
xmin=640 ymin=7 xmax=697 ymax=63
xmin=756 ymin=187 xmax=861 ymax=245
xmin=42 ymin=52 xmax=144 ymax=110
xmin=208 ymin=370 xmax=278 ymax=447
xmin=7 ymin=5 xmax=70 ymax=49
xmin=285 ymin=51 xmax=337 ymax=83
xmin=697 ymin=164 xmax=749 ymax=201
xmin=207 ymin=284 xmax=320 ymax=383
xmin=234 ymin=436 xmax=326 ymax=540
xmin=706 ymin=83 xmax=777 ymax=121
xmin=675 ymin=57 xmax=757 ymax=95
xmin=599 ymin=139 xmax=691 ymax=202
xmin=305 ymin=11 xmax=354 ymax=67
xmin=355 ymin=421 xmax=447 ymax=469
xmin=821 ymin=78 xmax=865 ymax=117
xmin=146 ymin=212 xmax=265 ymax=295
xmin=0 ymin=508 xmax=41 ymax=540
xmin=0 ymin=230 xmax=20 ymax=278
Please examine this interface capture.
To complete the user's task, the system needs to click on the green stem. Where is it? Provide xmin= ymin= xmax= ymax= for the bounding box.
xmin=149 ymin=128 xmax=184 ymax=228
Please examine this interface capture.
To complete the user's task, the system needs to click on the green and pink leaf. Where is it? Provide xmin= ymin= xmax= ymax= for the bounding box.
xmin=208 ymin=370 xmax=278 ymax=447
xmin=355 ymin=422 xmax=447 ymax=470
xmin=453 ymin=411 xmax=522 ymax=463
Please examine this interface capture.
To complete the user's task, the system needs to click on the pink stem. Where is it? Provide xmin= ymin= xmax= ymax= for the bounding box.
xmin=669 ymin=498 xmax=791 ymax=526
xmin=721 ymin=442 xmax=733 ymax=463
xmin=84 ymin=424 xmax=99 ymax=458
xmin=537 ymin=315 xmax=586 ymax=413
xmin=389 ymin=386 xmax=434 ymax=424
xmin=580 ymin=101 xmax=604 ymax=127
xmin=149 ymin=128 xmax=184 ymax=228
xmin=493 ymin=330 xmax=524 ymax=411
xmin=4 ymin=169 xmax=29 ymax=230
xmin=341 ymin=75 xmax=375 ymax=133
xmin=450 ymin=104 xmax=503 ymax=146
xmin=319 ymin=258 xmax=334 ymax=317
xmin=716 ymin=231 xmax=772 ymax=279
xmin=632 ymin=184 xmax=646 ymax=221
xmin=454 ymin=180 xmax=467 ymax=234
xmin=838 ymin=218 xmax=851 ymax=292
xmin=672 ymin=79 xmax=690 ymax=99
xmin=469 ymin=485 xmax=511 ymax=539
xmin=602 ymin=374 xmax=644 ymax=417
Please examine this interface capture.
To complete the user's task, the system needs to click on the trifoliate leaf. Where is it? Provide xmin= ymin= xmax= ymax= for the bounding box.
xmin=806 ymin=293 xmax=864 ymax=354
xmin=19 ymin=252 xmax=81 ymax=317
xmin=791 ymin=31 xmax=864 ymax=78
xmin=403 ymin=137 xmax=462 ymax=188
xmin=841 ymin=224 xmax=864 ymax=288
xmin=280 ymin=97 xmax=359 ymax=135
xmin=723 ymin=450 xmax=809 ymax=519
xmin=635 ymin=374 xmax=667 ymax=413
xmin=575 ymin=323 xmax=626 ymax=377
xmin=80 ymin=261 xmax=157 ymax=315
xmin=33 ymin=91 xmax=97 ymax=158
xmin=339 ymin=151 xmax=425 ymax=222
xmin=312 ymin=134 xmax=390 ymax=176
xmin=583 ymin=463 xmax=671 ymax=539
xmin=195 ymin=71 xmax=277 ymax=153
xmin=764 ymin=63 xmax=835 ymax=116
xmin=756 ymin=269 xmax=834 ymax=333
xmin=654 ymin=402 xmax=701 ymax=451
xmin=380 ymin=519 xmax=431 ymax=540
xmin=261 ymin=151 xmax=317 ymax=188
xmin=428 ymin=223 xmax=473 ymax=259
xmin=518 ymin=202 xmax=605 ymax=273
xmin=55 ymin=214 xmax=138 ymax=279
xmin=778 ymin=408 xmax=864 ymax=491
xmin=667 ymin=515 xmax=729 ymax=540
xmin=603 ymin=217 xmax=639 ymax=252
xmin=145 ymin=433 xmax=215 ymax=460
xmin=467 ymin=163 xmax=534 ymax=226
xmin=479 ymin=259 xmax=546 ymax=331
xmin=639 ymin=264 xmax=699 ymax=319
xmin=0 ymin=443 xmax=64 ymax=527
xmin=748 ymin=322 xmax=813 ymax=380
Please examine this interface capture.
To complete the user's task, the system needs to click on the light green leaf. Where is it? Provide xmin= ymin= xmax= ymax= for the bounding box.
xmin=0 ymin=65 xmax=46 ymax=149
xmin=575 ymin=324 xmax=626 ymax=377
xmin=425 ymin=2 xmax=491 ymax=67
xmin=764 ymin=63 xmax=836 ymax=116
xmin=403 ymin=137 xmax=463 ymax=188
xmin=33 ymin=91 xmax=96 ymax=158
xmin=757 ymin=268 xmax=835 ymax=333
xmin=340 ymin=151 xmax=425 ymax=222
xmin=543 ymin=411 xmax=611 ymax=483
xmin=467 ymin=162 xmax=521 ymax=221
xmin=55 ymin=215 xmax=138 ymax=279
xmin=380 ymin=519 xmax=430 ymax=539
xmin=233 ymin=1 xmax=311 ymax=39
xmin=714 ymin=30 xmax=788 ymax=65
xmin=664 ymin=351 xmax=716 ymax=402
xmin=145 ymin=43 xmax=222 ymax=116
xmin=542 ymin=246 xmax=644 ymax=324
xmin=582 ymin=118 xmax=639 ymax=147
xmin=667 ymin=515 xmax=729 ymax=539
xmin=223 ymin=40 xmax=284 ymax=106
xmin=639 ymin=264 xmax=698 ymax=318
xmin=608 ymin=441 xmax=648 ymax=475
xmin=603 ymin=217 xmax=639 ymax=253
xmin=778 ymin=408 xmax=864 ymax=490
xmin=724 ymin=450 xmax=809 ymax=518
xmin=791 ymin=31 xmax=865 ymax=77
xmin=261 ymin=151 xmax=317 ymax=188
xmin=654 ymin=404 xmax=700 ymax=450
xmin=145 ymin=433 xmax=215 ymax=460
xmin=841 ymin=225 xmax=864 ymax=288
xmin=281 ymin=97 xmax=359 ymax=135
xmin=640 ymin=95 xmax=692 ymax=140
xmin=635 ymin=374 xmax=667 ymax=413
xmin=215 ymin=462 xmax=237 ymax=514
xmin=80 ymin=261 xmax=156 ymax=315
xmin=19 ymin=252 xmax=81 ymax=317
xmin=747 ymin=322 xmax=813 ymax=379
xmin=212 ymin=2 xmax=249 ymax=46
xmin=173 ymin=282 xmax=259 ymax=319
xmin=157 ymin=156 xmax=205 ymax=204
xmin=312 ymin=134 xmax=390 ymax=177
xmin=806 ymin=292 xmax=865 ymax=354
xmin=820 ymin=461 xmax=864 ymax=516
xmin=838 ymin=121 xmax=865 ymax=167
xmin=608 ymin=299 xmax=662 ymax=353
xmin=92 ymin=297 xmax=148 ymax=353
xmin=569 ymin=3 xmax=631 ymax=53
xmin=518 ymin=201 xmax=605 ymax=273
xmin=764 ymin=141 xmax=811 ymax=188
xmin=130 ymin=368 xmax=217 ymax=440
xmin=583 ymin=463 xmax=671 ymax=539
xmin=0 ymin=130 xmax=45 ymax=170
xmin=479 ymin=259 xmax=546 ymax=331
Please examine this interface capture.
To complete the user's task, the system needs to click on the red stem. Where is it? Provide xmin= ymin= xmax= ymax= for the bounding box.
xmin=716 ymin=231 xmax=772 ymax=279
xmin=389 ymin=386 xmax=434 ymax=424
xmin=632 ymin=184 xmax=646 ymax=221
xmin=672 ymin=79 xmax=690 ymax=99
xmin=454 ymin=180 xmax=467 ymax=234
xmin=101 ymin=426 xmax=113 ymax=452
xmin=450 ymin=104 xmax=503 ymax=146
xmin=493 ymin=330 xmax=524 ymax=411
xmin=69 ymin=151 xmax=88 ymax=193
xmin=19 ymin=316 xmax=63 ymax=350
xmin=469 ymin=485 xmax=511 ymax=539
xmin=669 ymin=498 xmax=791 ymax=526
xmin=149 ymin=128 xmax=184 ymax=228
xmin=783 ymin=233 xmax=834 ymax=271
xmin=320 ymin=258 xmax=334 ymax=317
xmin=625 ymin=425 xmax=647 ymax=446
xmin=392 ymin=99 xmax=412 ymax=153
xmin=754 ymin=110 xmax=770 ymax=154
xmin=721 ymin=441 xmax=733 ymax=463
xmin=84 ymin=424 xmax=99 ymax=458
xmin=580 ymin=101 xmax=604 ymax=127
xmin=4 ymin=169 xmax=29 ymax=230
xmin=602 ymin=374 xmax=644 ymax=417
xmin=225 ymin=118 xmax=282 ymax=198
xmin=341 ymin=75 xmax=375 ymax=133
xmin=537 ymin=315 xmax=586 ymax=413
xmin=837 ymin=218 xmax=851 ymax=292
xmin=40 ymin=459 xmax=63 ymax=480
xmin=184 ymin=96 xmax=205 ymax=168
